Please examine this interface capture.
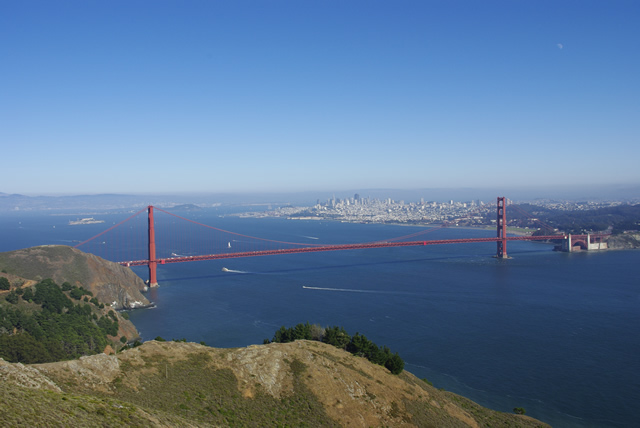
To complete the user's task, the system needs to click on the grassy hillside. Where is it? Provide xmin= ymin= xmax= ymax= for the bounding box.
xmin=1 ymin=340 xmax=550 ymax=427
xmin=0 ymin=381 xmax=198 ymax=427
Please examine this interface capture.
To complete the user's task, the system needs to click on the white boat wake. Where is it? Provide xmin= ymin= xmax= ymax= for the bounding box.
xmin=302 ymin=286 xmax=424 ymax=296
xmin=221 ymin=267 xmax=249 ymax=274
xmin=303 ymin=286 xmax=389 ymax=294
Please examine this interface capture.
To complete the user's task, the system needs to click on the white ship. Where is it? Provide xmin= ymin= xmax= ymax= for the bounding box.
xmin=68 ymin=217 xmax=105 ymax=225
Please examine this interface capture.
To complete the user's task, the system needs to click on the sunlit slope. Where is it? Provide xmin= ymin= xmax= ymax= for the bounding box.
xmin=1 ymin=340 xmax=549 ymax=427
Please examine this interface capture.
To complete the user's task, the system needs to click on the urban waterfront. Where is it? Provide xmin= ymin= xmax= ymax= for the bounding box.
xmin=2 ymin=209 xmax=639 ymax=427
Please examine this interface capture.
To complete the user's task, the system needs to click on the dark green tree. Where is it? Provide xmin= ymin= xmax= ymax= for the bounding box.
xmin=5 ymin=291 xmax=18 ymax=304
xmin=69 ymin=288 xmax=83 ymax=300
xmin=322 ymin=326 xmax=350 ymax=349
xmin=21 ymin=287 xmax=34 ymax=301
xmin=385 ymin=352 xmax=405 ymax=375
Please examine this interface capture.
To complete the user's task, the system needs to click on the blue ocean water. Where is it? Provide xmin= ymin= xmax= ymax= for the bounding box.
xmin=1 ymin=209 xmax=639 ymax=427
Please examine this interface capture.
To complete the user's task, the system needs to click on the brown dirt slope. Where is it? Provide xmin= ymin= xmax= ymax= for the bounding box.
xmin=0 ymin=245 xmax=150 ymax=310
xmin=1 ymin=340 xmax=550 ymax=427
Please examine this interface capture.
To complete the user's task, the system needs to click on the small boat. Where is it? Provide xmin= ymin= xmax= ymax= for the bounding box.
xmin=69 ymin=217 xmax=105 ymax=225
xmin=222 ymin=267 xmax=230 ymax=272
xmin=228 ymin=242 xmax=231 ymax=248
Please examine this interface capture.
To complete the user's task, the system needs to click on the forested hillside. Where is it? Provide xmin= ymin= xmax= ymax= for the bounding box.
xmin=0 ymin=278 xmax=128 ymax=363
xmin=492 ymin=203 xmax=640 ymax=234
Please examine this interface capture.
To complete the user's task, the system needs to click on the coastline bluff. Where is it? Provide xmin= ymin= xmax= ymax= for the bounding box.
xmin=0 ymin=245 xmax=150 ymax=310
xmin=0 ymin=340 xmax=549 ymax=427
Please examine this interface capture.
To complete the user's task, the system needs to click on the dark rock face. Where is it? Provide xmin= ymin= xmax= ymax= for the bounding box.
xmin=0 ymin=246 xmax=151 ymax=310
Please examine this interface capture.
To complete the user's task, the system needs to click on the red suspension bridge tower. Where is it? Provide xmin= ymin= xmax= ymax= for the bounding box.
xmin=148 ymin=206 xmax=158 ymax=287
xmin=496 ymin=196 xmax=508 ymax=258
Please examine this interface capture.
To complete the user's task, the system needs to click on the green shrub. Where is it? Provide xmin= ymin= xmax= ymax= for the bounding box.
xmin=5 ymin=291 xmax=18 ymax=304
xmin=22 ymin=288 xmax=34 ymax=301
xmin=0 ymin=277 xmax=10 ymax=290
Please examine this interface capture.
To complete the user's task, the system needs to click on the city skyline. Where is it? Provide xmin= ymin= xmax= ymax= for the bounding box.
xmin=2 ymin=1 xmax=639 ymax=196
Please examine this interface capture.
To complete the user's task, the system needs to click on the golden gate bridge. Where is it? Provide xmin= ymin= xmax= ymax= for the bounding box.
xmin=74 ymin=197 xmax=607 ymax=286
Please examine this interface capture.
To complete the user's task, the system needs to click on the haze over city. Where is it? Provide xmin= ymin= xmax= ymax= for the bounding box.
xmin=2 ymin=1 xmax=639 ymax=198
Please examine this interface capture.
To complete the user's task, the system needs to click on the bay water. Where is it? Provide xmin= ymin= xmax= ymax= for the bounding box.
xmin=1 ymin=208 xmax=638 ymax=427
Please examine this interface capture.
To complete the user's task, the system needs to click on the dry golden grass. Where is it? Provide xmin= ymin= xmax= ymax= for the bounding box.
xmin=1 ymin=340 xmax=550 ymax=427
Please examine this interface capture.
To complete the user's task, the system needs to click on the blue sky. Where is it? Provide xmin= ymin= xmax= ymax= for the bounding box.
xmin=2 ymin=1 xmax=639 ymax=196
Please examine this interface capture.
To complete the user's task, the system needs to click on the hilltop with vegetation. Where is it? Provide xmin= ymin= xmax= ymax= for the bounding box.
xmin=506 ymin=203 xmax=640 ymax=235
xmin=0 ymin=340 xmax=549 ymax=427
xmin=0 ymin=246 xmax=145 ymax=363
xmin=0 ymin=245 xmax=150 ymax=310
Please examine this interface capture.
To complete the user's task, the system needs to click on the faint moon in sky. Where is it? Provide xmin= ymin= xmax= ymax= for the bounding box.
xmin=557 ymin=43 xmax=564 ymax=49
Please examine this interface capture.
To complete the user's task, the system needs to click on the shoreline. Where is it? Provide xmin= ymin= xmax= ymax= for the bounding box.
xmin=282 ymin=215 xmax=534 ymax=236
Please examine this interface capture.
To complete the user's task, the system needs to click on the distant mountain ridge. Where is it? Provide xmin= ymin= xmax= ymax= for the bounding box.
xmin=3 ymin=185 xmax=639 ymax=213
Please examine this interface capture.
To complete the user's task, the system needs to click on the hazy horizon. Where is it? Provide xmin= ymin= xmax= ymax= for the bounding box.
xmin=3 ymin=183 xmax=640 ymax=208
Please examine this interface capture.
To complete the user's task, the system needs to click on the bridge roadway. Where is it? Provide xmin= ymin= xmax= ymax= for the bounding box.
xmin=119 ymin=235 xmax=569 ymax=267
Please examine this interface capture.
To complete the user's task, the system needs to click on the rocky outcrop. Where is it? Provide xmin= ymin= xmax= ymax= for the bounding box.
xmin=0 ymin=358 xmax=62 ymax=392
xmin=606 ymin=233 xmax=640 ymax=249
xmin=0 ymin=246 xmax=150 ymax=310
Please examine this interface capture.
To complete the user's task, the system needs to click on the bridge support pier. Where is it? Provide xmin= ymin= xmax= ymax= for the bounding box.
xmin=148 ymin=205 xmax=159 ymax=287
xmin=495 ymin=197 xmax=509 ymax=259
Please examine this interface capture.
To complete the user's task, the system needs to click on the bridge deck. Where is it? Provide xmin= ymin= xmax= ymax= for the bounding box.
xmin=119 ymin=235 xmax=569 ymax=266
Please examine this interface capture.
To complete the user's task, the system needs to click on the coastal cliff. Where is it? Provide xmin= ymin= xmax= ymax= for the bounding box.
xmin=0 ymin=245 xmax=150 ymax=310
xmin=606 ymin=233 xmax=640 ymax=249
